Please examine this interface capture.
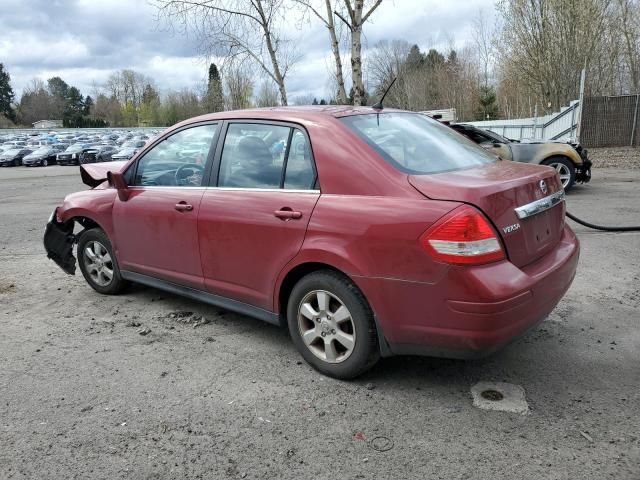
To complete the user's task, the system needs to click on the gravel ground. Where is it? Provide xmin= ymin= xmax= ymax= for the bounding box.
xmin=588 ymin=147 xmax=640 ymax=169
xmin=1 ymin=159 xmax=639 ymax=479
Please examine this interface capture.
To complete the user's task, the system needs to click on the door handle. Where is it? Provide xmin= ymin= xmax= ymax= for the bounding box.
xmin=175 ymin=202 xmax=193 ymax=212
xmin=274 ymin=209 xmax=302 ymax=220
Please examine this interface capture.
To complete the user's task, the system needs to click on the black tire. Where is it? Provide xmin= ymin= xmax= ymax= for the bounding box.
xmin=287 ymin=270 xmax=379 ymax=379
xmin=13 ymin=158 xmax=19 ymax=167
xmin=77 ymin=228 xmax=128 ymax=295
xmin=543 ymin=156 xmax=575 ymax=191
xmin=42 ymin=159 xmax=48 ymax=167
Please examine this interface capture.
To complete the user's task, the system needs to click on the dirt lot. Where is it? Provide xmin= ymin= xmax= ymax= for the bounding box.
xmin=1 ymin=160 xmax=639 ymax=479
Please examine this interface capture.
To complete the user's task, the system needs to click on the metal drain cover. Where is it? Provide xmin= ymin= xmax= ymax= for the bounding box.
xmin=471 ymin=382 xmax=529 ymax=414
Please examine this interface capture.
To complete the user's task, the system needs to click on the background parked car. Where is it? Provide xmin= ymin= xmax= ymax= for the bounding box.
xmin=57 ymin=144 xmax=91 ymax=166
xmin=22 ymin=146 xmax=59 ymax=167
xmin=111 ymin=147 xmax=139 ymax=161
xmin=0 ymin=148 xmax=33 ymax=167
xmin=450 ymin=123 xmax=591 ymax=190
xmin=80 ymin=145 xmax=118 ymax=164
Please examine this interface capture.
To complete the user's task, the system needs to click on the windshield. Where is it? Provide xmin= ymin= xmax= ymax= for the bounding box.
xmin=2 ymin=149 xmax=21 ymax=155
xmin=340 ymin=113 xmax=496 ymax=174
xmin=33 ymin=147 xmax=51 ymax=154
xmin=482 ymin=128 xmax=510 ymax=144
xmin=66 ymin=145 xmax=84 ymax=152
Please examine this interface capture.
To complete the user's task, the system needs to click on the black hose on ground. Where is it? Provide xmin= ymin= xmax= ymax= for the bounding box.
xmin=566 ymin=212 xmax=640 ymax=232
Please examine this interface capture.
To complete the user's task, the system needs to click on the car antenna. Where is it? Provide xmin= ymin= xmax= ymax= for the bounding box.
xmin=371 ymin=77 xmax=397 ymax=110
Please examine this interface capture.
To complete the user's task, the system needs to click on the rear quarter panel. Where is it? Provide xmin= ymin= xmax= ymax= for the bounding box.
xmin=275 ymin=195 xmax=460 ymax=306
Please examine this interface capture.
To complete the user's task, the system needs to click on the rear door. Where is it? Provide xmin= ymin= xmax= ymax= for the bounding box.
xmin=198 ymin=122 xmax=320 ymax=310
xmin=112 ymin=123 xmax=219 ymax=289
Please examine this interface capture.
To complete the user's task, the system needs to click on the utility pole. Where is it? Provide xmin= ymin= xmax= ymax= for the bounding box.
xmin=576 ymin=68 xmax=586 ymax=143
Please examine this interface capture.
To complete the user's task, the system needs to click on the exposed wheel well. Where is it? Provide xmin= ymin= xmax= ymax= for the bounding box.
xmin=69 ymin=216 xmax=101 ymax=235
xmin=278 ymin=262 xmax=350 ymax=320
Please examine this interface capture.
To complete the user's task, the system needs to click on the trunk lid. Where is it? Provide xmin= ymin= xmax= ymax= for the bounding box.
xmin=409 ymin=161 xmax=565 ymax=268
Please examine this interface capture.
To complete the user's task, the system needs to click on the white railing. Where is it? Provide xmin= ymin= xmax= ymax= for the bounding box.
xmin=467 ymin=100 xmax=580 ymax=142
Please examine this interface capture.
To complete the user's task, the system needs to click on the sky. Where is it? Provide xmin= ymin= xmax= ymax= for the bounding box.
xmin=0 ymin=0 xmax=495 ymax=102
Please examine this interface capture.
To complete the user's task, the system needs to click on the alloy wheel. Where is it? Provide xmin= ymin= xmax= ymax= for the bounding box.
xmin=550 ymin=162 xmax=571 ymax=189
xmin=83 ymin=241 xmax=114 ymax=286
xmin=297 ymin=290 xmax=356 ymax=364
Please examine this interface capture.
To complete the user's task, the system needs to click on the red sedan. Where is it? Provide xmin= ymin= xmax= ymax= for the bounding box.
xmin=44 ymin=107 xmax=579 ymax=379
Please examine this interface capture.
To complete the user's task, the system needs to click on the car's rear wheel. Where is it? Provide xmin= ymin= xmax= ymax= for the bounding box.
xmin=77 ymin=228 xmax=128 ymax=295
xmin=543 ymin=156 xmax=575 ymax=191
xmin=287 ymin=270 xmax=379 ymax=379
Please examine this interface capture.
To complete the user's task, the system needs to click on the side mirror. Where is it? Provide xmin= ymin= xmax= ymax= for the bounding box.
xmin=492 ymin=142 xmax=503 ymax=148
xmin=108 ymin=171 xmax=129 ymax=201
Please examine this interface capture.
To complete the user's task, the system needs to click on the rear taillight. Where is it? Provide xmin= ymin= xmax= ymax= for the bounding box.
xmin=419 ymin=205 xmax=505 ymax=265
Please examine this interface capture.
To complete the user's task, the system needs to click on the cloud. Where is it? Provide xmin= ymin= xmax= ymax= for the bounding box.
xmin=0 ymin=0 xmax=495 ymax=101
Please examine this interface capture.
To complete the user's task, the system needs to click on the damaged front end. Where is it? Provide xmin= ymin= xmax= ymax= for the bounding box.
xmin=571 ymin=143 xmax=592 ymax=184
xmin=43 ymin=208 xmax=77 ymax=275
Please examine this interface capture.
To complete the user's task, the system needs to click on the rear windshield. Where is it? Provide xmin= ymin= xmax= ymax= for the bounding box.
xmin=340 ymin=113 xmax=496 ymax=174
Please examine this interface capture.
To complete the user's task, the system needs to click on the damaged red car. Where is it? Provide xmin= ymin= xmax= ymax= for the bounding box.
xmin=44 ymin=107 xmax=579 ymax=379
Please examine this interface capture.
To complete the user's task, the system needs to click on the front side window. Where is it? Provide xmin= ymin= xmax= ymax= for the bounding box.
xmin=133 ymin=124 xmax=217 ymax=187
xmin=340 ymin=113 xmax=497 ymax=174
xmin=218 ymin=123 xmax=301 ymax=189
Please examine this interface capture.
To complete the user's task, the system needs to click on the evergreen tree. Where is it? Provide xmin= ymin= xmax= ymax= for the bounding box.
xmin=312 ymin=98 xmax=318 ymax=105
xmin=406 ymin=45 xmax=424 ymax=71
xmin=475 ymin=85 xmax=499 ymax=121
xmin=0 ymin=64 xmax=16 ymax=123
xmin=63 ymin=86 xmax=85 ymax=127
xmin=84 ymin=95 xmax=94 ymax=116
xmin=319 ymin=99 xmax=327 ymax=105
xmin=204 ymin=63 xmax=224 ymax=113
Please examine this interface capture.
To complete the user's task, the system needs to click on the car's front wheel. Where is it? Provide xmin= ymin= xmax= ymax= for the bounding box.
xmin=77 ymin=228 xmax=128 ymax=295
xmin=287 ymin=270 xmax=379 ymax=379
xmin=543 ymin=156 xmax=575 ymax=191
xmin=42 ymin=159 xmax=48 ymax=167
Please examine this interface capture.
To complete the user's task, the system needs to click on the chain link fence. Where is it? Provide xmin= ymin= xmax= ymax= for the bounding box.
xmin=580 ymin=94 xmax=640 ymax=148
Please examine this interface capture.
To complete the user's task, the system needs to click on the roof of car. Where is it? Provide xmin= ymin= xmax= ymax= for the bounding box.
xmin=173 ymin=105 xmax=412 ymax=129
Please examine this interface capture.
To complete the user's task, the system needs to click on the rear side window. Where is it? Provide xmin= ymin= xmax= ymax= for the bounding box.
xmin=340 ymin=113 xmax=496 ymax=174
xmin=284 ymin=130 xmax=315 ymax=190
xmin=217 ymin=123 xmax=316 ymax=190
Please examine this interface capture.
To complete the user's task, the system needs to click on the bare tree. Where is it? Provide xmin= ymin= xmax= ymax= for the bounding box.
xmin=225 ymin=62 xmax=254 ymax=110
xmin=152 ymin=0 xmax=297 ymax=106
xmin=616 ymin=0 xmax=640 ymax=92
xmin=334 ymin=0 xmax=383 ymax=105
xmin=367 ymin=39 xmax=411 ymax=108
xmin=496 ymin=0 xmax=613 ymax=111
xmin=255 ymin=79 xmax=280 ymax=107
xmin=471 ymin=9 xmax=497 ymax=88
xmin=294 ymin=0 xmax=349 ymax=104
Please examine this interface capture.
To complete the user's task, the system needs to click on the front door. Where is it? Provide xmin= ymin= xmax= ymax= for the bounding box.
xmin=199 ymin=123 xmax=320 ymax=310
xmin=113 ymin=123 xmax=219 ymax=289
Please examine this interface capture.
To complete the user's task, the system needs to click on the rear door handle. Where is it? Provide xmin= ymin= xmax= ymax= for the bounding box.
xmin=274 ymin=209 xmax=302 ymax=220
xmin=175 ymin=202 xmax=193 ymax=212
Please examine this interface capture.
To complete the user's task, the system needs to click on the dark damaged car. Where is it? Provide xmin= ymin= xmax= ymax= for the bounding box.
xmin=451 ymin=124 xmax=591 ymax=191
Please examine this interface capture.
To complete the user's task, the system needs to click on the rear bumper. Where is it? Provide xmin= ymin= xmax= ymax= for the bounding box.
xmin=356 ymin=225 xmax=580 ymax=359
